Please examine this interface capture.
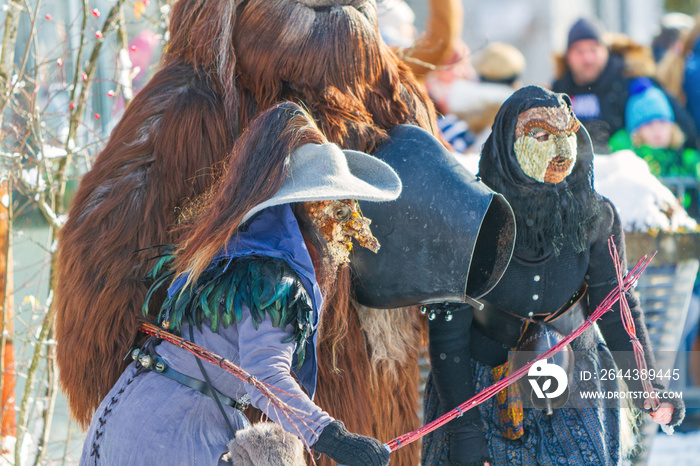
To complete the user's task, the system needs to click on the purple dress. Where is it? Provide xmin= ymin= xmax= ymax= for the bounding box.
xmin=80 ymin=205 xmax=333 ymax=465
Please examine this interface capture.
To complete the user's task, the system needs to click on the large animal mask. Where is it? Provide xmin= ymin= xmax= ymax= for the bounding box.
xmin=351 ymin=125 xmax=516 ymax=308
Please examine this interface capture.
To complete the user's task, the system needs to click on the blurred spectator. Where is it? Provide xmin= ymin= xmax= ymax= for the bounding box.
xmin=686 ymin=24 xmax=700 ymax=136
xmin=377 ymin=0 xmax=481 ymax=153
xmin=377 ymin=0 xmax=466 ymax=83
xmin=428 ymin=42 xmax=526 ymax=152
xmin=376 ymin=0 xmax=417 ymax=50
xmin=655 ymin=14 xmax=698 ymax=105
xmin=608 ymin=77 xmax=700 ymax=217
xmin=434 ymin=113 xmax=475 ymax=153
xmin=552 ymin=17 xmax=698 ymax=154
xmin=655 ymin=14 xmax=700 ymax=137
xmin=474 ymin=42 xmax=526 ymax=86
xmin=651 ymin=12 xmax=695 ymax=63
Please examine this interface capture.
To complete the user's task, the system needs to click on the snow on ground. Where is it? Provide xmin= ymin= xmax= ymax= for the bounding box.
xmin=594 ymin=150 xmax=697 ymax=233
xmin=647 ymin=430 xmax=700 ymax=465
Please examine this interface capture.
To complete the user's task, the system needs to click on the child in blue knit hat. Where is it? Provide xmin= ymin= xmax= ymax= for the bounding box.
xmin=609 ymin=77 xmax=700 ymax=213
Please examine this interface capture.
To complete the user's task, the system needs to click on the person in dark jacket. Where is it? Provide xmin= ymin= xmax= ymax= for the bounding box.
xmin=421 ymin=86 xmax=684 ymax=466
xmin=552 ymin=17 xmax=698 ymax=154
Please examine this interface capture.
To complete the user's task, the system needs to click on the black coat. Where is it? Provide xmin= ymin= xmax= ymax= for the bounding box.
xmin=428 ymin=86 xmax=683 ymax=463
xmin=428 ymin=200 xmax=657 ymax=426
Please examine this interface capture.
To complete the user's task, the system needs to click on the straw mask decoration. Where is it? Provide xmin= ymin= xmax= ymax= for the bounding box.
xmin=513 ymin=104 xmax=580 ymax=184
xmin=304 ymin=199 xmax=380 ymax=266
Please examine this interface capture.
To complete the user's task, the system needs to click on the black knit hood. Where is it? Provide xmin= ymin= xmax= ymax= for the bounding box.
xmin=478 ymin=86 xmax=602 ymax=257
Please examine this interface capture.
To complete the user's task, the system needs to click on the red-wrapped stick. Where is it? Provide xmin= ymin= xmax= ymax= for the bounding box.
xmin=608 ymin=238 xmax=660 ymax=411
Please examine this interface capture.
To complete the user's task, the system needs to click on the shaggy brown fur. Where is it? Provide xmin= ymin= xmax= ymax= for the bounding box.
xmin=312 ymin=273 xmax=426 ymax=466
xmin=55 ymin=0 xmax=434 ymax=464
xmin=55 ymin=64 xmax=232 ymax=427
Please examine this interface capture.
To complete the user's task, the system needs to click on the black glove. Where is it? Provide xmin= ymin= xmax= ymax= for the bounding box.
xmin=447 ymin=424 xmax=491 ymax=466
xmin=313 ymin=420 xmax=390 ymax=466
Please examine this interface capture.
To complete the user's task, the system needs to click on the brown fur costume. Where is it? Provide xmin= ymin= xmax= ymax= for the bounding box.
xmin=55 ymin=1 xmax=434 ymax=464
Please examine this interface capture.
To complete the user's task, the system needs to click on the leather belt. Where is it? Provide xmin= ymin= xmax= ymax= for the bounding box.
xmin=131 ymin=348 xmax=251 ymax=411
xmin=472 ymin=283 xmax=588 ymax=348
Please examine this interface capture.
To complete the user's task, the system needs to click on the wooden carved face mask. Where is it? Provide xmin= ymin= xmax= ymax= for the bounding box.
xmin=513 ymin=104 xmax=580 ymax=184
xmin=304 ymin=199 xmax=380 ymax=266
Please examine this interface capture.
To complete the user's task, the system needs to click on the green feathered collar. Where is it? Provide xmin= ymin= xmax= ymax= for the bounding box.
xmin=142 ymin=253 xmax=314 ymax=368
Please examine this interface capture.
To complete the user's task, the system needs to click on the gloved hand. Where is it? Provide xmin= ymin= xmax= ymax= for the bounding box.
xmin=447 ymin=425 xmax=491 ymax=466
xmin=313 ymin=420 xmax=390 ymax=466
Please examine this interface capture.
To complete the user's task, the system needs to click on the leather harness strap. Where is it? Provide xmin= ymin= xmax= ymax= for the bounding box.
xmin=134 ymin=347 xmax=251 ymax=411
xmin=472 ymin=283 xmax=589 ymax=347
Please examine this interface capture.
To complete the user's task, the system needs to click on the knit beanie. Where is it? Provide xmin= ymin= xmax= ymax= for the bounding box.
xmin=567 ymin=17 xmax=604 ymax=49
xmin=625 ymin=77 xmax=675 ymax=134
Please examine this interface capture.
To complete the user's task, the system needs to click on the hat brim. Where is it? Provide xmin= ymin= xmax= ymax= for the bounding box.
xmin=241 ymin=147 xmax=402 ymax=223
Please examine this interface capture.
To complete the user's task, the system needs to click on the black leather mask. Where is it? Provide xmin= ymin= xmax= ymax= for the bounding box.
xmin=350 ymin=125 xmax=516 ymax=308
